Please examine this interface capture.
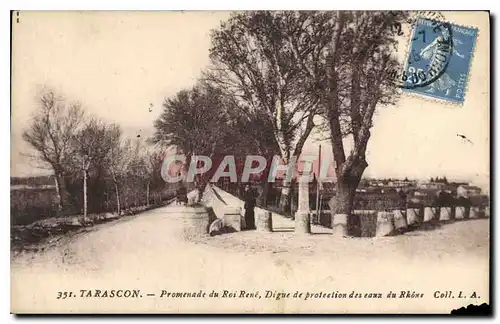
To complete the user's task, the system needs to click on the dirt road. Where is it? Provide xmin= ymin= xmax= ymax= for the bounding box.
xmin=11 ymin=205 xmax=490 ymax=314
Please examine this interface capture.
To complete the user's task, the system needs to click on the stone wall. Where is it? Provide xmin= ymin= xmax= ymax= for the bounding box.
xmin=318 ymin=205 xmax=488 ymax=237
xmin=204 ymin=185 xmax=489 ymax=238
xmin=202 ymin=185 xmax=245 ymax=231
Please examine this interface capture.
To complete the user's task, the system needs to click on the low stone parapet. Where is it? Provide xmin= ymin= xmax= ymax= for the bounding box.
xmin=470 ymin=206 xmax=485 ymax=219
xmin=424 ymin=207 xmax=439 ymax=222
xmin=223 ymin=206 xmax=242 ymax=232
xmin=393 ymin=209 xmax=408 ymax=232
xmin=256 ymin=210 xmax=273 ymax=232
xmin=406 ymin=208 xmax=422 ymax=225
xmin=455 ymin=206 xmax=469 ymax=220
xmin=376 ymin=211 xmax=394 ymax=237
xmin=294 ymin=211 xmax=310 ymax=234
xmin=332 ymin=214 xmax=348 ymax=237
xmin=439 ymin=207 xmax=454 ymax=221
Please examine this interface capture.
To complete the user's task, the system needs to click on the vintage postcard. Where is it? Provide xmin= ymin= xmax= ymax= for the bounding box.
xmin=10 ymin=11 xmax=490 ymax=314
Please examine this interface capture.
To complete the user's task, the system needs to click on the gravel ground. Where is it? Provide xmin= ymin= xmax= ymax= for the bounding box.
xmin=11 ymin=204 xmax=490 ymax=314
xmin=190 ymin=214 xmax=490 ymax=259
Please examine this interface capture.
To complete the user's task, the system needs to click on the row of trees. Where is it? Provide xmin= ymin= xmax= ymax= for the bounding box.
xmin=152 ymin=11 xmax=408 ymax=224
xmin=23 ymin=91 xmax=167 ymax=218
xmin=430 ymin=176 xmax=449 ymax=184
xmin=23 ymin=11 xmax=410 ymax=233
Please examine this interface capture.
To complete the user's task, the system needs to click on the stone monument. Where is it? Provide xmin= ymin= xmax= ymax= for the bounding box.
xmin=294 ymin=173 xmax=311 ymax=234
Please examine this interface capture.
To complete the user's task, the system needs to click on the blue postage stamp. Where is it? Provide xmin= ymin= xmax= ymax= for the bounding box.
xmin=402 ymin=18 xmax=478 ymax=104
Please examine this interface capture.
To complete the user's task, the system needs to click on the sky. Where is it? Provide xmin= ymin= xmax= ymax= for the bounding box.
xmin=10 ymin=11 xmax=490 ymax=192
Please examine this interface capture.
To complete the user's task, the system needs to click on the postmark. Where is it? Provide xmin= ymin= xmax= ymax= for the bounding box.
xmin=401 ymin=18 xmax=478 ymax=104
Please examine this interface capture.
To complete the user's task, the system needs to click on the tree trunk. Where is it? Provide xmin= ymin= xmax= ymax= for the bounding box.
xmin=53 ymin=174 xmax=63 ymax=211
xmin=146 ymin=181 xmax=150 ymax=206
xmin=83 ymin=169 xmax=88 ymax=218
xmin=331 ymin=179 xmax=352 ymax=237
xmin=331 ymin=161 xmax=366 ymax=237
xmin=334 ymin=178 xmax=355 ymax=214
xmin=279 ymin=182 xmax=292 ymax=216
xmin=114 ymin=180 xmax=121 ymax=215
xmin=52 ymin=166 xmax=70 ymax=213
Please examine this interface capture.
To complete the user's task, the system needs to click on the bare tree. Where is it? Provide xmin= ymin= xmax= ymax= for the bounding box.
xmin=22 ymin=90 xmax=85 ymax=211
xmin=148 ymin=148 xmax=169 ymax=204
xmin=152 ymin=83 xmax=241 ymax=202
xmin=106 ymin=128 xmax=133 ymax=215
xmin=71 ymin=118 xmax=117 ymax=217
xmin=127 ymin=138 xmax=157 ymax=207
xmin=318 ymin=11 xmax=406 ymax=235
xmin=230 ymin=110 xmax=280 ymax=205
xmin=206 ymin=11 xmax=332 ymax=213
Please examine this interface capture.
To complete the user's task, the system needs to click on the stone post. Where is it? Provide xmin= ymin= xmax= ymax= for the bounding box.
xmin=455 ymin=206 xmax=468 ymax=220
xmin=470 ymin=206 xmax=485 ymax=219
xmin=332 ymin=214 xmax=348 ymax=237
xmin=223 ymin=206 xmax=242 ymax=232
xmin=393 ymin=209 xmax=408 ymax=233
xmin=439 ymin=207 xmax=453 ymax=221
xmin=376 ymin=211 xmax=394 ymax=237
xmin=182 ymin=206 xmax=211 ymax=237
xmin=294 ymin=174 xmax=311 ymax=234
xmin=406 ymin=208 xmax=421 ymax=226
xmin=256 ymin=210 xmax=273 ymax=232
xmin=424 ymin=206 xmax=439 ymax=222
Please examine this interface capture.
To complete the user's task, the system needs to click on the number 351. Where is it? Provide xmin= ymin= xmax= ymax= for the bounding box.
xmin=56 ymin=291 xmax=74 ymax=299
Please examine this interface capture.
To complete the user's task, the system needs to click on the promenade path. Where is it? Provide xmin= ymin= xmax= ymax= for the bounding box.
xmin=11 ymin=201 xmax=489 ymax=314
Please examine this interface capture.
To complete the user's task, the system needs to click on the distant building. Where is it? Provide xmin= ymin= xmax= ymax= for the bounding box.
xmin=388 ymin=180 xmax=417 ymax=188
xmin=380 ymin=188 xmax=398 ymax=194
xmin=445 ymin=181 xmax=469 ymax=192
xmin=366 ymin=187 xmax=383 ymax=194
xmin=457 ymin=185 xmax=482 ymax=197
xmin=418 ymin=182 xmax=446 ymax=190
xmin=450 ymin=182 xmax=469 ymax=187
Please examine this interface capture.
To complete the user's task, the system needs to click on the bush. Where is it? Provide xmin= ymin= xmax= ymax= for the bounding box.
xmin=11 ymin=187 xmax=59 ymax=225
xmin=456 ymin=196 xmax=472 ymax=207
xmin=470 ymin=195 xmax=489 ymax=208
xmin=11 ymin=182 xmax=179 ymax=227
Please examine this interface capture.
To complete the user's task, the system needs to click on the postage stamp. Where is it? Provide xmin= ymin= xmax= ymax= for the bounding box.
xmin=402 ymin=18 xmax=478 ymax=104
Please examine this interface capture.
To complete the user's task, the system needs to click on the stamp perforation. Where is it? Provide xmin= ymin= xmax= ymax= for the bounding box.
xmin=399 ymin=12 xmax=480 ymax=106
